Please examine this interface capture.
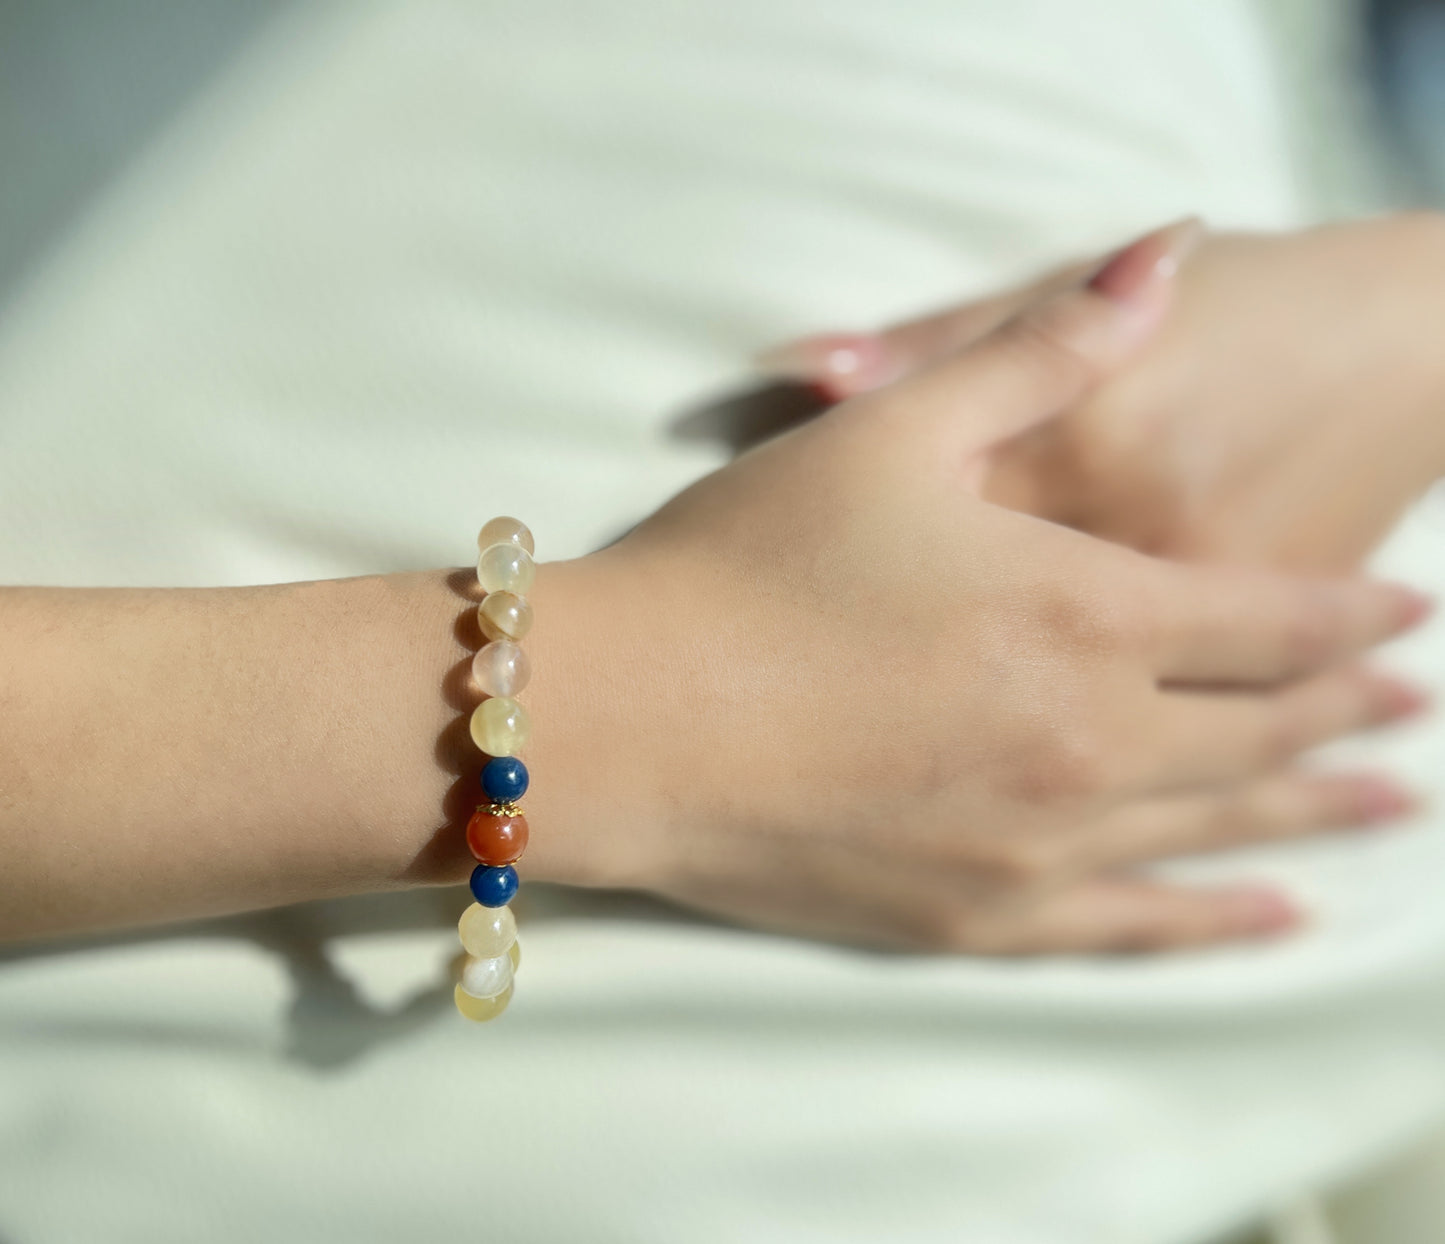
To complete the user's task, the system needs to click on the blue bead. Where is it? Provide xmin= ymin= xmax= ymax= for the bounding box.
xmin=470 ymin=864 xmax=519 ymax=908
xmin=481 ymin=756 xmax=529 ymax=803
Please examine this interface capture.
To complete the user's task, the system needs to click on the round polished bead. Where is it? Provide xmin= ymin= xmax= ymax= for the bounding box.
xmin=466 ymin=806 xmax=529 ymax=865
xmin=477 ymin=591 xmax=533 ymax=643
xmin=454 ymin=981 xmax=513 ymax=1023
xmin=457 ymin=902 xmax=517 ymax=958
xmin=459 ymin=951 xmax=515 ymax=1000
xmin=509 ymin=940 xmax=521 ymax=971
xmin=477 ymin=542 xmax=537 ymax=596
xmin=477 ymin=517 xmax=535 ymax=557
xmin=470 ymin=863 xmax=519 ymax=907
xmin=471 ymin=641 xmax=531 ymax=698
xmin=481 ymin=755 xmax=530 ymax=803
xmin=470 ymin=696 xmax=531 ymax=756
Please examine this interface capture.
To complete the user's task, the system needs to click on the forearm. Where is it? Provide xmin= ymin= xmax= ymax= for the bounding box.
xmin=0 ymin=572 xmax=475 ymax=941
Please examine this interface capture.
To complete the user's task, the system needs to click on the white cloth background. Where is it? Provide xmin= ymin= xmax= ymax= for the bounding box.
xmin=1 ymin=3 xmax=1442 ymax=1242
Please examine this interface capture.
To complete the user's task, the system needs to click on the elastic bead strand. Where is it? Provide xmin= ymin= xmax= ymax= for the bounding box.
xmin=458 ymin=516 xmax=535 ymax=1023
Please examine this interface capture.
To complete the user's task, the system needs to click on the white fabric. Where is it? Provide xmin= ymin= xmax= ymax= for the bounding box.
xmin=2 ymin=4 xmax=1444 ymax=1242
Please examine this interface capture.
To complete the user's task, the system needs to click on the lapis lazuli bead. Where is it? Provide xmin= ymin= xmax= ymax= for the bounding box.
xmin=470 ymin=863 xmax=519 ymax=908
xmin=481 ymin=756 xmax=529 ymax=803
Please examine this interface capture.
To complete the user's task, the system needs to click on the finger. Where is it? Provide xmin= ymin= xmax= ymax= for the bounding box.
xmin=1151 ymin=565 xmax=1432 ymax=685
xmin=882 ymin=218 xmax=1202 ymax=453
xmin=753 ymin=261 xmax=1089 ymax=399
xmin=1036 ymin=769 xmax=1417 ymax=876
xmin=1147 ymin=666 xmax=1429 ymax=791
xmin=948 ymin=876 xmax=1300 ymax=954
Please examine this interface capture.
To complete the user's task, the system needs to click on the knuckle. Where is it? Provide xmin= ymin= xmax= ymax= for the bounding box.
xmin=1047 ymin=728 xmax=1116 ymax=799
xmin=1006 ymin=726 xmax=1117 ymax=803
xmin=1040 ymin=580 xmax=1145 ymax=657
xmin=1001 ymin=304 xmax=1101 ymax=394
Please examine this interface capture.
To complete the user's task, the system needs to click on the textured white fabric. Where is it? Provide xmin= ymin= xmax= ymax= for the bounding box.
xmin=2 ymin=4 xmax=1444 ymax=1243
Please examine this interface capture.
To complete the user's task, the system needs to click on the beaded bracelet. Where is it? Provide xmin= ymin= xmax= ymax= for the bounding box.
xmin=454 ymin=516 xmax=535 ymax=1023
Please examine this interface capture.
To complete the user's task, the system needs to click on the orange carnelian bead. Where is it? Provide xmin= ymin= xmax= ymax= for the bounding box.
xmin=466 ymin=806 xmax=529 ymax=865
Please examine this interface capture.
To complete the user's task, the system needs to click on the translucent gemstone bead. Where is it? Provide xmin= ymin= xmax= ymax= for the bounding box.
xmin=458 ymin=902 xmax=516 ymax=958
xmin=460 ymin=951 xmax=515 ymax=1000
xmin=477 ymin=517 xmax=535 ymax=557
xmin=509 ymin=941 xmax=521 ymax=971
xmin=471 ymin=640 xmax=531 ymax=698
xmin=481 ymin=755 xmax=529 ymax=803
xmin=466 ymin=805 xmax=529 ymax=865
xmin=477 ymin=542 xmax=537 ymax=596
xmin=477 ymin=591 xmax=533 ymax=643
xmin=470 ymin=696 xmax=531 ymax=756
xmin=470 ymin=862 xmax=520 ymax=907
xmin=454 ymin=981 xmax=513 ymax=1023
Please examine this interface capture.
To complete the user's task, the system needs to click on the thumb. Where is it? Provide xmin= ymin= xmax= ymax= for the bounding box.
xmin=885 ymin=218 xmax=1202 ymax=453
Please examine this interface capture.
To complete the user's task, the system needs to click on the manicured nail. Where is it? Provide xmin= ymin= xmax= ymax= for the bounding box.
xmin=1352 ymin=775 xmax=1419 ymax=826
xmin=1224 ymin=886 xmax=1301 ymax=935
xmin=754 ymin=333 xmax=902 ymax=400
xmin=1377 ymin=676 xmax=1432 ymax=721
xmin=1087 ymin=216 xmax=1204 ymax=309
xmin=1391 ymin=586 xmax=1436 ymax=631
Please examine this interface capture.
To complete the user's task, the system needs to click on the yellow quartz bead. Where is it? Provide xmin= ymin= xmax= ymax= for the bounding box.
xmin=458 ymin=902 xmax=517 ymax=958
xmin=477 ymin=517 xmax=535 ymax=557
xmin=477 ymin=591 xmax=534 ymax=642
xmin=509 ymin=940 xmax=521 ymax=971
xmin=477 ymin=542 xmax=536 ymax=596
xmin=460 ymin=952 xmax=515 ymax=1000
xmin=454 ymin=981 xmax=513 ymax=1023
xmin=470 ymin=696 xmax=531 ymax=756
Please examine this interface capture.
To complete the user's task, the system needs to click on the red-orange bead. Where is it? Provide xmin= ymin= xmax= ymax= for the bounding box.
xmin=466 ymin=806 xmax=529 ymax=865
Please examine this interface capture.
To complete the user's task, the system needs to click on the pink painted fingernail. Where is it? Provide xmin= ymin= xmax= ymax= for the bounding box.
xmin=753 ymin=333 xmax=903 ymax=400
xmin=1087 ymin=216 xmax=1204 ymax=310
xmin=1393 ymin=586 xmax=1436 ymax=631
xmin=1378 ymin=677 xmax=1432 ymax=721
xmin=1224 ymin=886 xmax=1302 ymax=935
xmin=1352 ymin=775 xmax=1419 ymax=826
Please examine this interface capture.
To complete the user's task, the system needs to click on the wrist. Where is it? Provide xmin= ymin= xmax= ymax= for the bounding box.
xmin=517 ymin=551 xmax=679 ymax=891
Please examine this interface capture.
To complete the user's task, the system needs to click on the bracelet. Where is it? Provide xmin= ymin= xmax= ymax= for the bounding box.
xmin=454 ymin=516 xmax=536 ymax=1023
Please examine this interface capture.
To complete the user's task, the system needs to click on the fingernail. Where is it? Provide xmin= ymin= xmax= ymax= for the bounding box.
xmin=753 ymin=333 xmax=902 ymax=400
xmin=1352 ymin=775 xmax=1419 ymax=826
xmin=1377 ymin=676 xmax=1432 ymax=721
xmin=1391 ymin=586 xmax=1436 ymax=632
xmin=1224 ymin=886 xmax=1302 ymax=935
xmin=1087 ymin=216 xmax=1204 ymax=309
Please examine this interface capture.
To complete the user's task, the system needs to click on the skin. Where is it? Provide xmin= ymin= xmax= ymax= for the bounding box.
xmin=763 ymin=213 xmax=1445 ymax=570
xmin=0 ymin=227 xmax=1428 ymax=952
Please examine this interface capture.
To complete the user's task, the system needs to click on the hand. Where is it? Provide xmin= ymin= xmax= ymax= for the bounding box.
xmin=758 ymin=214 xmax=1445 ymax=572
xmin=526 ymin=227 xmax=1429 ymax=954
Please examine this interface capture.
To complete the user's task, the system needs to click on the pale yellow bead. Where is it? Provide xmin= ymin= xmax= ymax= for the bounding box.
xmin=460 ymin=952 xmax=515 ymax=1000
xmin=477 ymin=591 xmax=534 ymax=642
xmin=477 ymin=543 xmax=536 ymax=596
xmin=471 ymin=640 xmax=531 ymax=698
xmin=454 ymin=981 xmax=513 ymax=1023
xmin=509 ymin=941 xmax=521 ymax=971
xmin=477 ymin=517 xmax=535 ymax=557
xmin=470 ymin=696 xmax=531 ymax=756
xmin=458 ymin=902 xmax=517 ymax=958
